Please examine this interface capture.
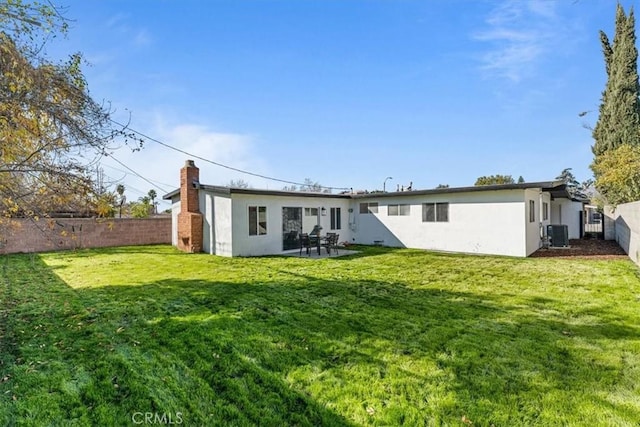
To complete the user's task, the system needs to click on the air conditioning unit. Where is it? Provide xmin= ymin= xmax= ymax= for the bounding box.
xmin=547 ymin=225 xmax=569 ymax=247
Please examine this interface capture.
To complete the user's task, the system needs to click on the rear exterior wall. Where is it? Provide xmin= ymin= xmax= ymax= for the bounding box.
xmin=230 ymin=193 xmax=353 ymax=256
xmin=352 ymin=189 xmax=531 ymax=257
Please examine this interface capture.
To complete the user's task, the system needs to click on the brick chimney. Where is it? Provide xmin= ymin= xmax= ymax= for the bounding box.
xmin=177 ymin=160 xmax=203 ymax=253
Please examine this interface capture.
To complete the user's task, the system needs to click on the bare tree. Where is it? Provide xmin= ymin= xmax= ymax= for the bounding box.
xmin=227 ymin=179 xmax=251 ymax=189
xmin=300 ymin=178 xmax=331 ymax=193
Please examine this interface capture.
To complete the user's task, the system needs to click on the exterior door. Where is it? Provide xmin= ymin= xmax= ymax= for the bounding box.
xmin=282 ymin=207 xmax=302 ymax=250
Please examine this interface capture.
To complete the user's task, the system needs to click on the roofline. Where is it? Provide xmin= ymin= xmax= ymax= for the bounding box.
xmin=163 ymin=180 xmax=568 ymax=201
xmin=351 ymin=181 xmax=567 ymax=198
xmin=163 ymin=185 xmax=352 ymax=200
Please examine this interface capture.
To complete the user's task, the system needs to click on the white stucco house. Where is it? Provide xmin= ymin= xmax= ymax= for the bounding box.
xmin=164 ymin=160 xmax=585 ymax=258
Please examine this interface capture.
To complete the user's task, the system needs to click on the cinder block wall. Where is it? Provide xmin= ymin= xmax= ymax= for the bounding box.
xmin=0 ymin=217 xmax=171 ymax=254
xmin=610 ymin=201 xmax=640 ymax=266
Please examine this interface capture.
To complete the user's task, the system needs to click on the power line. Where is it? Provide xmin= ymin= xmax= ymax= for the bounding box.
xmin=100 ymin=168 xmax=158 ymax=199
xmin=100 ymin=162 xmax=174 ymax=189
xmin=107 ymin=154 xmax=171 ymax=194
xmin=110 ymin=119 xmax=350 ymax=192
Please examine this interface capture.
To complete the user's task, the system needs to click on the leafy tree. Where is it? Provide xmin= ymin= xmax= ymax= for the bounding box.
xmin=435 ymin=184 xmax=449 ymax=189
xmin=556 ymin=168 xmax=593 ymax=200
xmin=0 ymin=1 xmax=126 ymax=224
xmin=591 ymin=144 xmax=640 ymax=206
xmin=556 ymin=168 xmax=580 ymax=188
xmin=517 ymin=176 xmax=525 ymax=183
xmin=474 ymin=175 xmax=515 ymax=186
xmin=94 ymin=192 xmax=116 ymax=218
xmin=130 ymin=196 xmax=152 ymax=218
xmin=591 ymin=4 xmax=640 ymax=204
xmin=592 ymin=4 xmax=640 ymax=157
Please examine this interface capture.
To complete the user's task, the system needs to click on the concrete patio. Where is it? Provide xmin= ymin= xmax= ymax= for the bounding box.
xmin=282 ymin=248 xmax=359 ymax=259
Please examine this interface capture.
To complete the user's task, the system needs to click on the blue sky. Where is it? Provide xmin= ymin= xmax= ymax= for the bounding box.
xmin=45 ymin=0 xmax=633 ymax=204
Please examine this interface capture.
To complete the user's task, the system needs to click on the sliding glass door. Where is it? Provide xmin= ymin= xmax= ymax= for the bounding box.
xmin=282 ymin=207 xmax=302 ymax=250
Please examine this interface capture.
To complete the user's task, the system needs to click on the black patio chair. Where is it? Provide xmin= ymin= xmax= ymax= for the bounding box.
xmin=299 ymin=233 xmax=312 ymax=256
xmin=322 ymin=233 xmax=339 ymax=255
xmin=331 ymin=234 xmax=340 ymax=255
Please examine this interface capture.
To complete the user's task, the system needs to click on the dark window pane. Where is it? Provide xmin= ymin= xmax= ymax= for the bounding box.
xmin=331 ymin=207 xmax=341 ymax=230
xmin=436 ymin=203 xmax=448 ymax=222
xmin=423 ymin=203 xmax=435 ymax=222
xmin=249 ymin=206 xmax=257 ymax=235
xmin=529 ymin=200 xmax=535 ymax=223
xmin=258 ymin=206 xmax=267 ymax=235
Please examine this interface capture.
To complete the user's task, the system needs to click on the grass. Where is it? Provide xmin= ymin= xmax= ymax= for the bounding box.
xmin=0 ymin=245 xmax=639 ymax=426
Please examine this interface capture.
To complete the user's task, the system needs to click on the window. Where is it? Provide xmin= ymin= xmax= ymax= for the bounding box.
xmin=304 ymin=207 xmax=318 ymax=216
xmin=423 ymin=203 xmax=434 ymax=222
xmin=529 ymin=200 xmax=535 ymax=223
xmin=359 ymin=202 xmax=378 ymax=214
xmin=543 ymin=202 xmax=549 ymax=221
xmin=436 ymin=203 xmax=448 ymax=222
xmin=422 ymin=202 xmax=449 ymax=222
xmin=249 ymin=206 xmax=267 ymax=235
xmin=388 ymin=204 xmax=410 ymax=216
xmin=330 ymin=207 xmax=341 ymax=230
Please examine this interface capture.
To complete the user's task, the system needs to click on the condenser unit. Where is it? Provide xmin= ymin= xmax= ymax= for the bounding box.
xmin=547 ymin=225 xmax=569 ymax=247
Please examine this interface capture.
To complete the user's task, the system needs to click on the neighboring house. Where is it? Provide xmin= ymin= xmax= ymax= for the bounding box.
xmin=164 ymin=160 xmax=583 ymax=258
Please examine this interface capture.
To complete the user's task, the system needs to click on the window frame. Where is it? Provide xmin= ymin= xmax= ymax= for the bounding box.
xmin=422 ymin=202 xmax=449 ymax=222
xmin=330 ymin=207 xmax=342 ymax=230
xmin=436 ymin=202 xmax=448 ymax=222
xmin=304 ymin=207 xmax=318 ymax=217
xmin=529 ymin=200 xmax=535 ymax=223
xmin=359 ymin=202 xmax=379 ymax=214
xmin=542 ymin=202 xmax=549 ymax=221
xmin=248 ymin=205 xmax=267 ymax=236
xmin=388 ymin=204 xmax=410 ymax=216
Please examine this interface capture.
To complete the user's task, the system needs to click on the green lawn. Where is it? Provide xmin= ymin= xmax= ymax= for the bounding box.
xmin=1 ymin=245 xmax=639 ymax=426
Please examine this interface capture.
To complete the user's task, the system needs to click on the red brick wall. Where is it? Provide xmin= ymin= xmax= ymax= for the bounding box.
xmin=0 ymin=217 xmax=172 ymax=254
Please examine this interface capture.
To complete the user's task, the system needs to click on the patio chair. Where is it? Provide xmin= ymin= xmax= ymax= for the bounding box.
xmin=331 ymin=233 xmax=340 ymax=255
xmin=299 ymin=233 xmax=312 ymax=256
xmin=322 ymin=233 xmax=339 ymax=255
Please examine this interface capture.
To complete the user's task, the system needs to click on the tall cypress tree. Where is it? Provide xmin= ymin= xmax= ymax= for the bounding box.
xmin=592 ymin=4 xmax=640 ymax=157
